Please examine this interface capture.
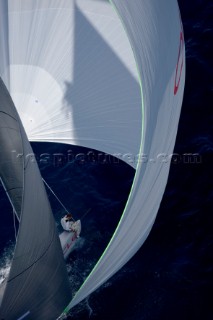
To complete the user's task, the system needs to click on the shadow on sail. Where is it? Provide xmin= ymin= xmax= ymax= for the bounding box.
xmin=63 ymin=3 xmax=141 ymax=164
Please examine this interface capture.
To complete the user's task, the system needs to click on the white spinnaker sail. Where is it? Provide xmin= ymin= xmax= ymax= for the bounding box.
xmin=0 ymin=0 xmax=185 ymax=316
xmin=5 ymin=0 xmax=142 ymax=168
xmin=65 ymin=0 xmax=185 ymax=312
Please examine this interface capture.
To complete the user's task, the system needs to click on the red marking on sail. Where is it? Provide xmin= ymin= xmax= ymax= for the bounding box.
xmin=174 ymin=31 xmax=184 ymax=95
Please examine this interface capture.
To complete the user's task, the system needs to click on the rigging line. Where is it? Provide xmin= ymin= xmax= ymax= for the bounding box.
xmin=42 ymin=178 xmax=75 ymax=221
xmin=0 ymin=110 xmax=18 ymax=122
xmin=13 ymin=208 xmax=17 ymax=242
xmin=80 ymin=208 xmax=91 ymax=221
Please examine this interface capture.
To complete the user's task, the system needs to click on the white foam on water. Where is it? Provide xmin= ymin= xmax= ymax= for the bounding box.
xmin=0 ymin=241 xmax=15 ymax=285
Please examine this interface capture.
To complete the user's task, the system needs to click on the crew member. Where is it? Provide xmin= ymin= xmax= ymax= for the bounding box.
xmin=61 ymin=214 xmax=74 ymax=232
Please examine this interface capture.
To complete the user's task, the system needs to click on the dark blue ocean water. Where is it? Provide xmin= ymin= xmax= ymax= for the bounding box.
xmin=0 ymin=0 xmax=213 ymax=319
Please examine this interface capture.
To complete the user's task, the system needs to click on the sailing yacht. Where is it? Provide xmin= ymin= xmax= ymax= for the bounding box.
xmin=0 ymin=0 xmax=185 ymax=319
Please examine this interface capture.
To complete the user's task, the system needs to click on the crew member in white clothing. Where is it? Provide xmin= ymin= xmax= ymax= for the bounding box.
xmin=61 ymin=213 xmax=74 ymax=232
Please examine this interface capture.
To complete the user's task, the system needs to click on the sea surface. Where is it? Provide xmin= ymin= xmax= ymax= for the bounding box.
xmin=0 ymin=0 xmax=212 ymax=319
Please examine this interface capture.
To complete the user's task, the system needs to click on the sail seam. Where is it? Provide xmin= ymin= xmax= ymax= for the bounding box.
xmin=0 ymin=110 xmax=18 ymax=122
xmin=5 ymin=186 xmax=22 ymax=192
xmin=0 ymin=126 xmax=19 ymax=132
xmin=8 ymin=228 xmax=56 ymax=282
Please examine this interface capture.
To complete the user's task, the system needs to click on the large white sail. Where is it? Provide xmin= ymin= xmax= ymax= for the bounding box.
xmin=65 ymin=0 xmax=185 ymax=311
xmin=0 ymin=79 xmax=71 ymax=319
xmin=0 ymin=0 xmax=185 ymax=317
xmin=5 ymin=0 xmax=142 ymax=169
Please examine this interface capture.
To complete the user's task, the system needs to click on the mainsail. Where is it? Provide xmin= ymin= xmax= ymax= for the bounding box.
xmin=0 ymin=78 xmax=71 ymax=319
xmin=0 ymin=0 xmax=185 ymax=318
